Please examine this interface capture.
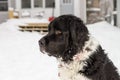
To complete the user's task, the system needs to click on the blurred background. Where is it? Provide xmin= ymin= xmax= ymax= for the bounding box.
xmin=0 ymin=0 xmax=120 ymax=80
xmin=0 ymin=0 xmax=119 ymax=26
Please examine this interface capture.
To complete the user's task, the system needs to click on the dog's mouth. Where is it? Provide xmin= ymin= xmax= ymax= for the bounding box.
xmin=40 ymin=47 xmax=54 ymax=56
xmin=40 ymin=47 xmax=46 ymax=54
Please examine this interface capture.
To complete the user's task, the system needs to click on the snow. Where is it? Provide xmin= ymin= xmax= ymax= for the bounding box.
xmin=0 ymin=19 xmax=58 ymax=80
xmin=0 ymin=19 xmax=120 ymax=80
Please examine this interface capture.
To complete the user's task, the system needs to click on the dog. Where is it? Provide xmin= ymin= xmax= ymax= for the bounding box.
xmin=39 ymin=15 xmax=120 ymax=80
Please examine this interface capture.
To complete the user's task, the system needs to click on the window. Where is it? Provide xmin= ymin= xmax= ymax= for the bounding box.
xmin=34 ymin=0 xmax=43 ymax=8
xmin=45 ymin=0 xmax=55 ymax=8
xmin=22 ymin=0 xmax=31 ymax=8
xmin=114 ymin=0 xmax=117 ymax=11
xmin=0 ymin=0 xmax=8 ymax=11
xmin=63 ymin=0 xmax=72 ymax=4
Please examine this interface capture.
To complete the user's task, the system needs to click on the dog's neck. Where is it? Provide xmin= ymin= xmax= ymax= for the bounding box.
xmin=58 ymin=36 xmax=100 ymax=63
xmin=57 ymin=36 xmax=100 ymax=79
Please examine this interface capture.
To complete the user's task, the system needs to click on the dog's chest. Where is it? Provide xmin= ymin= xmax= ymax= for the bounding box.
xmin=57 ymin=37 xmax=99 ymax=80
xmin=58 ymin=61 xmax=91 ymax=80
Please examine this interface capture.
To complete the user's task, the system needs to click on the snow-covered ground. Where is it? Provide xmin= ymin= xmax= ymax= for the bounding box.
xmin=0 ymin=19 xmax=120 ymax=80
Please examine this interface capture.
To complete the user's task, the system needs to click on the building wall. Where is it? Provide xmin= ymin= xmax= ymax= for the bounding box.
xmin=74 ymin=0 xmax=80 ymax=17
xmin=54 ymin=0 xmax=60 ymax=17
xmin=16 ymin=0 xmax=21 ymax=10
xmin=8 ymin=0 xmax=86 ymax=22
xmin=117 ymin=0 xmax=120 ymax=27
xmin=79 ymin=0 xmax=86 ymax=23
xmin=56 ymin=0 xmax=86 ymax=23
xmin=8 ymin=0 xmax=16 ymax=9
xmin=0 ymin=0 xmax=8 ymax=23
xmin=0 ymin=12 xmax=8 ymax=23
xmin=14 ymin=0 xmax=60 ymax=18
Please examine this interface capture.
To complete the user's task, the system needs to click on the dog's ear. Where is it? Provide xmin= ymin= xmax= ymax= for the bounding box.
xmin=62 ymin=18 xmax=89 ymax=62
xmin=69 ymin=18 xmax=89 ymax=50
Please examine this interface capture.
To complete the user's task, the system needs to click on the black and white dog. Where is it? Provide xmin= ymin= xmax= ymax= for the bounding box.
xmin=39 ymin=15 xmax=120 ymax=80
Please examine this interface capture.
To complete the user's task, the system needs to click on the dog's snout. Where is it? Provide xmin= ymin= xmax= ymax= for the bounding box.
xmin=39 ymin=38 xmax=45 ymax=47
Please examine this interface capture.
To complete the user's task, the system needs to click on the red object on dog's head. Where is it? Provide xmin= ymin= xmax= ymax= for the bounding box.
xmin=49 ymin=16 xmax=55 ymax=22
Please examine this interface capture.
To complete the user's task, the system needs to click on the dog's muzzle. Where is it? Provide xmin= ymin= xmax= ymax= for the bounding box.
xmin=39 ymin=38 xmax=46 ymax=54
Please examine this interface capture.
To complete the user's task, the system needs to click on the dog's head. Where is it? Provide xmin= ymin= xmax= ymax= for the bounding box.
xmin=39 ymin=15 xmax=89 ymax=62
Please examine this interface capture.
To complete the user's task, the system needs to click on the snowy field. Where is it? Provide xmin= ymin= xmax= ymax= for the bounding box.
xmin=0 ymin=19 xmax=120 ymax=80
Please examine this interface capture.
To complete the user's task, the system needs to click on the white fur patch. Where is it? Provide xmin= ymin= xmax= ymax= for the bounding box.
xmin=73 ymin=36 xmax=99 ymax=61
xmin=58 ymin=36 xmax=99 ymax=80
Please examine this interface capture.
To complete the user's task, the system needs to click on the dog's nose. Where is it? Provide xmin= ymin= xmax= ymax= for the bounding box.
xmin=39 ymin=38 xmax=45 ymax=47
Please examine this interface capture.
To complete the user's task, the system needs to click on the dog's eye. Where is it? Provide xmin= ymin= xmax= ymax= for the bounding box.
xmin=55 ymin=31 xmax=62 ymax=35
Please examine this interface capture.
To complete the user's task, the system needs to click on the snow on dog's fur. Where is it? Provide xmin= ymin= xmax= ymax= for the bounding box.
xmin=39 ymin=15 xmax=120 ymax=80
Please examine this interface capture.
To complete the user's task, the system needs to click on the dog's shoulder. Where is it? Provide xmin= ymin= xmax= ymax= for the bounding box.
xmin=80 ymin=36 xmax=120 ymax=80
xmin=58 ymin=36 xmax=120 ymax=80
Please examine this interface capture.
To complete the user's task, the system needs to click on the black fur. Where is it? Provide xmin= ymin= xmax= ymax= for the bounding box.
xmin=39 ymin=15 xmax=120 ymax=80
xmin=79 ymin=46 xmax=120 ymax=80
xmin=39 ymin=15 xmax=89 ymax=62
